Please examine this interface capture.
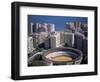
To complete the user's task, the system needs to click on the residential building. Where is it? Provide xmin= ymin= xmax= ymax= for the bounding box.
xmin=82 ymin=37 xmax=87 ymax=54
xmin=60 ymin=32 xmax=65 ymax=44
xmin=28 ymin=36 xmax=35 ymax=53
xmin=47 ymin=23 xmax=55 ymax=32
xmin=74 ymin=32 xmax=85 ymax=51
xmin=50 ymin=32 xmax=60 ymax=48
xmin=64 ymin=32 xmax=74 ymax=47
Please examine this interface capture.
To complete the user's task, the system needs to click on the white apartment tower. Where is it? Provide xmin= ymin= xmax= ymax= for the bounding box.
xmin=30 ymin=22 xmax=34 ymax=34
xmin=50 ymin=32 xmax=60 ymax=48
xmin=32 ymin=34 xmax=39 ymax=48
xmin=28 ymin=36 xmax=34 ymax=53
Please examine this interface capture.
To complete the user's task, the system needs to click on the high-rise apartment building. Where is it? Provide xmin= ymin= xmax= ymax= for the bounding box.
xmin=44 ymin=38 xmax=51 ymax=49
xmin=50 ymin=32 xmax=60 ymax=48
xmin=32 ymin=32 xmax=49 ymax=48
xmin=82 ymin=37 xmax=87 ymax=54
xmin=29 ymin=23 xmax=55 ymax=33
xmin=41 ymin=23 xmax=48 ymax=32
xmin=74 ymin=32 xmax=85 ymax=51
xmin=38 ymin=32 xmax=49 ymax=44
xmin=28 ymin=22 xmax=34 ymax=35
xmin=28 ymin=36 xmax=35 ymax=53
xmin=74 ymin=22 xmax=82 ymax=32
xmin=60 ymin=32 xmax=65 ymax=44
xmin=64 ymin=32 xmax=74 ymax=47
xmin=47 ymin=23 xmax=55 ymax=32
xmin=32 ymin=33 xmax=39 ymax=48
xmin=65 ymin=22 xmax=75 ymax=33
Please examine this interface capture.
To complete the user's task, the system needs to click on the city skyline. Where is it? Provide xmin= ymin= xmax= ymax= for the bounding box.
xmin=27 ymin=15 xmax=88 ymax=66
xmin=28 ymin=15 xmax=87 ymax=31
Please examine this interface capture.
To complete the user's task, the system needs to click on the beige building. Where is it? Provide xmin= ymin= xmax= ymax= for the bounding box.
xmin=38 ymin=32 xmax=49 ymax=44
xmin=28 ymin=36 xmax=35 ymax=53
xmin=60 ymin=32 xmax=65 ymax=45
xmin=50 ymin=32 xmax=60 ymax=48
xmin=32 ymin=32 xmax=49 ymax=48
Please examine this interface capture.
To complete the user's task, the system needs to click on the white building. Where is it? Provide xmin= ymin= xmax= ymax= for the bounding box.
xmin=30 ymin=22 xmax=34 ymax=34
xmin=29 ymin=23 xmax=55 ymax=33
xmin=64 ymin=32 xmax=74 ymax=47
xmin=28 ymin=36 xmax=35 ymax=53
xmin=28 ymin=22 xmax=34 ymax=35
xmin=50 ymin=32 xmax=60 ymax=48
xmin=33 ymin=33 xmax=39 ymax=48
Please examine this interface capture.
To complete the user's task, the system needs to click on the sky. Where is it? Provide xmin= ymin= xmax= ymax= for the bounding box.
xmin=28 ymin=15 xmax=88 ymax=31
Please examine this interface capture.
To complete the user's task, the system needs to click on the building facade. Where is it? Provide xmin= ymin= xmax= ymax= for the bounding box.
xmin=47 ymin=23 xmax=55 ymax=32
xmin=74 ymin=32 xmax=85 ymax=51
xmin=60 ymin=32 xmax=65 ymax=45
xmin=29 ymin=23 xmax=55 ymax=34
xmin=82 ymin=37 xmax=87 ymax=54
xmin=32 ymin=32 xmax=49 ymax=48
xmin=32 ymin=33 xmax=39 ymax=48
xmin=28 ymin=36 xmax=34 ymax=53
xmin=64 ymin=32 xmax=74 ymax=47
xmin=50 ymin=32 xmax=60 ymax=48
